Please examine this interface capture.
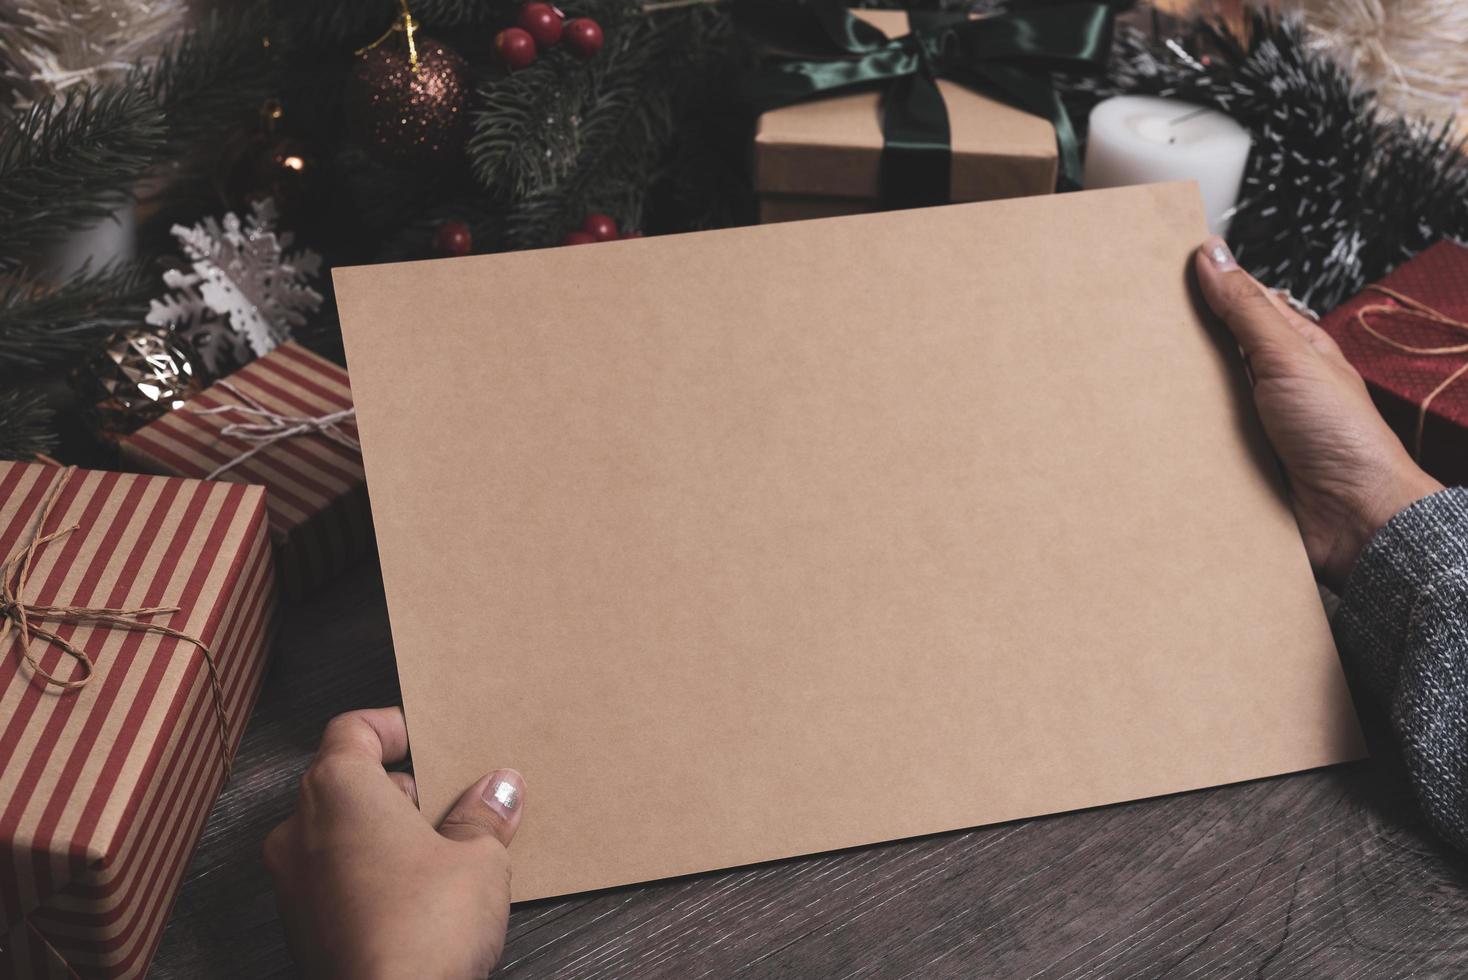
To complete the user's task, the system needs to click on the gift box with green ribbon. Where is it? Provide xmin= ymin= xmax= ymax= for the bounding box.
xmin=744 ymin=1 xmax=1115 ymax=223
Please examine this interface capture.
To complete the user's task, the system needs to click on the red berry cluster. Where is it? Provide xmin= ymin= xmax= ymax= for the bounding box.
xmin=562 ymin=213 xmax=641 ymax=245
xmin=495 ymin=4 xmax=603 ymax=71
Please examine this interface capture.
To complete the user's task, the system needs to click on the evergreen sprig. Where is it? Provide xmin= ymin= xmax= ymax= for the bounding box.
xmin=142 ymin=10 xmax=274 ymax=146
xmin=0 ymin=387 xmax=58 ymax=461
xmin=499 ymin=3 xmax=734 ymax=245
xmin=0 ymin=87 xmax=167 ymax=265
xmin=470 ymin=56 xmax=598 ymax=200
xmin=0 ymin=261 xmax=155 ymax=373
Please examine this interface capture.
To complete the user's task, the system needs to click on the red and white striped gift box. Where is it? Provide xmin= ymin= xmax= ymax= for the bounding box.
xmin=119 ymin=341 xmax=371 ymax=598
xmin=0 ymin=463 xmax=275 ymax=979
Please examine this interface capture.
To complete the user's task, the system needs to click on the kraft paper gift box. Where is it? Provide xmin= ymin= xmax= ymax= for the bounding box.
xmin=118 ymin=340 xmax=370 ymax=598
xmin=0 ymin=462 xmax=275 ymax=979
xmin=332 ymin=183 xmax=1364 ymax=903
xmin=752 ymin=9 xmax=1062 ymax=224
xmin=1318 ymin=240 xmax=1468 ymax=486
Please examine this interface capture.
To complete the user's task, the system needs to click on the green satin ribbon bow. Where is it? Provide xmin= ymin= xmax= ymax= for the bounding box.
xmin=739 ymin=0 xmax=1116 ymax=208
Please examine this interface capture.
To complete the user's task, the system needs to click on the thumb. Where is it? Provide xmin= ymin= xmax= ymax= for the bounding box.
xmin=437 ymin=768 xmax=525 ymax=848
xmin=1194 ymin=236 xmax=1307 ymax=360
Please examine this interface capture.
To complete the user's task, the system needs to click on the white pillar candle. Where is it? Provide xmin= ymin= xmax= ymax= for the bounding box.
xmin=1083 ymin=95 xmax=1252 ymax=235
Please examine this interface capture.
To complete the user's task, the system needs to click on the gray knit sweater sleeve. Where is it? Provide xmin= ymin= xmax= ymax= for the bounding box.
xmin=1334 ymin=487 xmax=1468 ymax=849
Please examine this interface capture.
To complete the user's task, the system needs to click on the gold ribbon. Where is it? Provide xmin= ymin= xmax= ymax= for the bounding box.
xmin=1 ymin=466 xmax=233 ymax=779
xmin=1354 ymin=284 xmax=1468 ymax=462
xmin=356 ymin=0 xmax=420 ymax=72
xmin=186 ymin=379 xmax=359 ymax=481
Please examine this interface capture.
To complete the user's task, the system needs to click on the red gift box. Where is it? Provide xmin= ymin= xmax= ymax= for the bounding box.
xmin=0 ymin=463 xmax=275 ymax=979
xmin=1320 ymin=240 xmax=1468 ymax=486
xmin=119 ymin=341 xmax=370 ymax=598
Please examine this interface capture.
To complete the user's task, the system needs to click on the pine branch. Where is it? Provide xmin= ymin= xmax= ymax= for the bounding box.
xmin=282 ymin=0 xmax=507 ymax=48
xmin=502 ymin=4 xmax=733 ymax=246
xmin=0 ymin=87 xmax=167 ymax=265
xmin=470 ymin=55 xmax=598 ymax=199
xmin=0 ymin=387 xmax=58 ymax=461
xmin=0 ymin=261 xmax=154 ymax=372
xmin=142 ymin=10 xmax=274 ymax=147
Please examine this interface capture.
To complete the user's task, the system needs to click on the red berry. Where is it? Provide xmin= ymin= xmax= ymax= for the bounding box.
xmin=581 ymin=213 xmax=618 ymax=242
xmin=518 ymin=3 xmax=564 ymax=48
xmin=563 ymin=230 xmax=597 ymax=245
xmin=495 ymin=27 xmax=537 ymax=70
xmin=434 ymin=221 xmax=472 ymax=257
xmin=563 ymin=18 xmax=603 ymax=59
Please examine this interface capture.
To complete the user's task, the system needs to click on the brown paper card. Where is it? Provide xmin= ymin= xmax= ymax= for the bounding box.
xmin=333 ymin=183 xmax=1365 ymax=903
xmin=753 ymin=9 xmax=1058 ymax=208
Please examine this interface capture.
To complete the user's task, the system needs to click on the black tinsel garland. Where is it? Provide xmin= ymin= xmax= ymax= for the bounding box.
xmin=1059 ymin=14 xmax=1468 ymax=311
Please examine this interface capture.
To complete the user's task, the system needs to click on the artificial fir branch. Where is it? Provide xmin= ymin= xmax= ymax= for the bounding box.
xmin=0 ymin=261 xmax=154 ymax=372
xmin=141 ymin=10 xmax=273 ymax=147
xmin=500 ymin=2 xmax=733 ymax=245
xmin=470 ymin=56 xmax=597 ymax=199
xmin=0 ymin=388 xmax=58 ymax=461
xmin=0 ymin=87 xmax=166 ymax=265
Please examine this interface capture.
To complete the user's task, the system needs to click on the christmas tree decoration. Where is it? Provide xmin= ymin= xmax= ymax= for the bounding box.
xmin=434 ymin=219 xmax=473 ymax=256
xmin=0 ymin=0 xmax=740 ymax=456
xmin=563 ymin=17 xmax=605 ymax=59
xmin=563 ymin=230 xmax=596 ymax=245
xmin=495 ymin=27 xmax=539 ymax=71
xmin=518 ymin=3 xmax=566 ymax=49
xmin=146 ymin=198 xmax=323 ymax=376
xmin=1281 ymin=0 xmax=1468 ymax=129
xmin=0 ymin=0 xmax=187 ymax=107
xmin=347 ymin=1 xmax=470 ymax=168
xmin=581 ymin=212 xmax=619 ymax=241
xmin=71 ymin=325 xmax=202 ymax=437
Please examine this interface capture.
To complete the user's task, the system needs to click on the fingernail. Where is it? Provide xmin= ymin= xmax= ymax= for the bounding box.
xmin=481 ymin=769 xmax=523 ymax=820
xmin=1204 ymin=236 xmax=1236 ymax=270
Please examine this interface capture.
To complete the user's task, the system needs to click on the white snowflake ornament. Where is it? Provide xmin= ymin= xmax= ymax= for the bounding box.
xmin=146 ymin=199 xmax=322 ymax=375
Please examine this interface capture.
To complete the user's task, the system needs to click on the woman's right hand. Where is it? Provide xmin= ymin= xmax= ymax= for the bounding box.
xmin=1195 ymin=237 xmax=1443 ymax=589
xmin=265 ymin=708 xmax=524 ymax=979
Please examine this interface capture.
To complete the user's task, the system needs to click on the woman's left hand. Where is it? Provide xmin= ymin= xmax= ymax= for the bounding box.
xmin=265 ymin=707 xmax=524 ymax=979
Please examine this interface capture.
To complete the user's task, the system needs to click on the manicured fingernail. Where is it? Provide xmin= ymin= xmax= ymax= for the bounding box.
xmin=1204 ymin=236 xmax=1236 ymax=270
xmin=482 ymin=769 xmax=523 ymax=819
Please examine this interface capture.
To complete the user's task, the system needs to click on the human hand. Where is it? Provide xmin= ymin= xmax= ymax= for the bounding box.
xmin=1195 ymin=237 xmax=1443 ymax=589
xmin=264 ymin=707 xmax=524 ymax=979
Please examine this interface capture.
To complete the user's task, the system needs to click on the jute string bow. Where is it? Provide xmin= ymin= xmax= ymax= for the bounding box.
xmin=1 ymin=466 xmax=232 ymax=778
xmin=188 ymin=379 xmax=359 ymax=480
xmin=1354 ymin=285 xmax=1468 ymax=461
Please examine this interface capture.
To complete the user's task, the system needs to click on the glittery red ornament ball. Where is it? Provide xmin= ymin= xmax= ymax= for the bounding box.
xmin=581 ymin=212 xmax=618 ymax=241
xmin=563 ymin=230 xmax=597 ymax=245
xmin=496 ymin=27 xmax=538 ymax=70
xmin=346 ymin=35 xmax=469 ymax=168
xmin=563 ymin=18 xmax=604 ymax=59
xmin=434 ymin=220 xmax=473 ymax=257
xmin=518 ymin=3 xmax=564 ymax=48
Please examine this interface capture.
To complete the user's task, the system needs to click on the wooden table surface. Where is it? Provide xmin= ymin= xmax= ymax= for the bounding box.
xmin=151 ymin=563 xmax=1468 ymax=978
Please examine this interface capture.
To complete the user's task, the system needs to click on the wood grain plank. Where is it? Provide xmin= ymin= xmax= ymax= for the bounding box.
xmin=150 ymin=565 xmax=1468 ymax=978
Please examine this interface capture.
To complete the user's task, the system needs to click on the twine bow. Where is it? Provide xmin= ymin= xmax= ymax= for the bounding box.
xmin=2 ymin=467 xmax=232 ymax=778
xmin=188 ymin=380 xmax=359 ymax=480
xmin=1354 ymin=284 xmax=1468 ymax=461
